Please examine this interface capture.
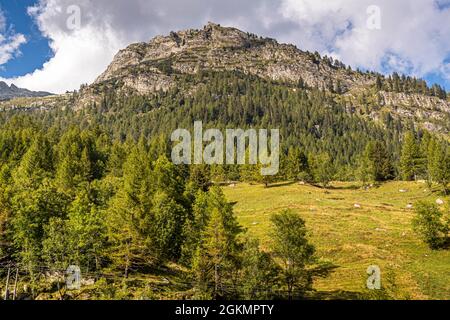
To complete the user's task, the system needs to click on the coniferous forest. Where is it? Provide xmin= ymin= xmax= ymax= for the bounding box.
xmin=0 ymin=70 xmax=448 ymax=300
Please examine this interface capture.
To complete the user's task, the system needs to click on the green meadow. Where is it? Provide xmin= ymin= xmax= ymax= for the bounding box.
xmin=223 ymin=181 xmax=450 ymax=300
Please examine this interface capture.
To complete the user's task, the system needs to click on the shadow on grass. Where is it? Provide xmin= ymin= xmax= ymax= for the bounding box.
xmin=438 ymin=237 xmax=450 ymax=250
xmin=326 ymin=184 xmax=361 ymax=191
xmin=305 ymin=290 xmax=366 ymax=300
xmin=305 ymin=262 xmax=374 ymax=300
xmin=310 ymin=262 xmax=340 ymax=279
xmin=266 ymin=181 xmax=297 ymax=188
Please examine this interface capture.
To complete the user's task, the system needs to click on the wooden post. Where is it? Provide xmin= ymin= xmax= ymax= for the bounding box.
xmin=4 ymin=266 xmax=11 ymax=300
xmin=13 ymin=268 xmax=19 ymax=300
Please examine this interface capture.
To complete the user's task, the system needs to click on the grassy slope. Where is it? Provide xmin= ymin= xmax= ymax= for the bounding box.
xmin=223 ymin=181 xmax=450 ymax=300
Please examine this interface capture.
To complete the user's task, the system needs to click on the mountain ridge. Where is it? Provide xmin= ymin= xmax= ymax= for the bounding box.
xmin=0 ymin=81 xmax=53 ymax=101
xmin=93 ymin=22 xmax=373 ymax=93
xmin=75 ymin=22 xmax=449 ymax=134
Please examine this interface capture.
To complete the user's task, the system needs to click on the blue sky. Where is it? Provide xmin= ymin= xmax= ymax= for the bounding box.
xmin=0 ymin=0 xmax=52 ymax=78
xmin=0 ymin=0 xmax=449 ymax=93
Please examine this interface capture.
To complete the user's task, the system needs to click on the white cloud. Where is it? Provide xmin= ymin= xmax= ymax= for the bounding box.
xmin=0 ymin=34 xmax=27 ymax=65
xmin=0 ymin=8 xmax=27 ymax=66
xmin=0 ymin=10 xmax=6 ymax=31
xmin=277 ymin=0 xmax=450 ymax=78
xmin=2 ymin=0 xmax=450 ymax=93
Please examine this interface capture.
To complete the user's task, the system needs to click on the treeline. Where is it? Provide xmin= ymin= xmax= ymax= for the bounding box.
xmin=399 ymin=131 xmax=450 ymax=191
xmin=305 ymin=50 xmax=447 ymax=99
xmin=375 ymin=73 xmax=448 ymax=99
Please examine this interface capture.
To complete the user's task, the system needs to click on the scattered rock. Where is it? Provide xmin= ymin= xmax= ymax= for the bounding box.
xmin=81 ymin=278 xmax=95 ymax=286
xmin=436 ymin=199 xmax=444 ymax=205
xmin=406 ymin=204 xmax=413 ymax=209
xmin=161 ymin=277 xmax=170 ymax=284
xmin=229 ymin=183 xmax=236 ymax=188
xmin=299 ymin=181 xmax=306 ymax=185
xmin=252 ymin=222 xmax=259 ymax=226
xmin=399 ymin=189 xmax=408 ymax=193
xmin=354 ymin=204 xmax=361 ymax=208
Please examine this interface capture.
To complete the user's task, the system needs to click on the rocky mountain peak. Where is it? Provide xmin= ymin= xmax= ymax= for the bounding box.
xmin=0 ymin=81 xmax=52 ymax=101
xmin=0 ymin=81 xmax=9 ymax=90
xmin=93 ymin=22 xmax=369 ymax=92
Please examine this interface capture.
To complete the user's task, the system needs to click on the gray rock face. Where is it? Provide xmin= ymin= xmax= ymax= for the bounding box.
xmin=0 ymin=81 xmax=52 ymax=101
xmin=93 ymin=22 xmax=372 ymax=94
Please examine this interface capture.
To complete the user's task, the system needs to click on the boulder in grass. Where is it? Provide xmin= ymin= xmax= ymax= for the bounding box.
xmin=436 ymin=199 xmax=444 ymax=205
xmin=354 ymin=204 xmax=361 ymax=208
xmin=406 ymin=204 xmax=413 ymax=209
xmin=399 ymin=189 xmax=408 ymax=193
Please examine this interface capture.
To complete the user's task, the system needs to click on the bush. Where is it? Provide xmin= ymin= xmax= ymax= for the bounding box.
xmin=412 ymin=201 xmax=449 ymax=249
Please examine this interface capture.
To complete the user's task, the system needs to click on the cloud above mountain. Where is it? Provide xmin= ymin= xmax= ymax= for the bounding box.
xmin=1 ymin=0 xmax=450 ymax=93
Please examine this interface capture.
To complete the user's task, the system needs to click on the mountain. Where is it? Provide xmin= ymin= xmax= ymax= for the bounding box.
xmin=76 ymin=22 xmax=449 ymax=134
xmin=94 ymin=22 xmax=370 ymax=92
xmin=0 ymin=81 xmax=52 ymax=101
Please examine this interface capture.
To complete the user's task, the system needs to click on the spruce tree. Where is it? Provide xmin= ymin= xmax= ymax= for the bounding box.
xmin=400 ymin=132 xmax=421 ymax=181
xmin=270 ymin=210 xmax=315 ymax=300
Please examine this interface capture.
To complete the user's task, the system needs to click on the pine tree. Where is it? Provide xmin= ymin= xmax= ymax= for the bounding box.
xmin=413 ymin=201 xmax=449 ymax=249
xmin=13 ymin=135 xmax=53 ymax=188
xmin=357 ymin=151 xmax=375 ymax=187
xmin=361 ymin=141 xmax=394 ymax=182
xmin=376 ymin=75 xmax=383 ymax=91
xmin=151 ymin=191 xmax=187 ymax=261
xmin=192 ymin=208 xmax=228 ymax=299
xmin=285 ymin=147 xmax=309 ymax=182
xmin=66 ymin=189 xmax=107 ymax=271
xmin=190 ymin=187 xmax=243 ymax=298
xmin=106 ymin=146 xmax=154 ymax=276
xmin=400 ymin=132 xmax=421 ymax=181
xmin=239 ymin=238 xmax=280 ymax=299
xmin=310 ymin=153 xmax=335 ymax=188
xmin=428 ymin=140 xmax=449 ymax=193
xmin=11 ymin=181 xmax=69 ymax=285
xmin=270 ymin=210 xmax=315 ymax=300
xmin=42 ymin=217 xmax=71 ymax=272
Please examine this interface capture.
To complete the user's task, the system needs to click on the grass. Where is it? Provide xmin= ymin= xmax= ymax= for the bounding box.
xmin=222 ymin=181 xmax=450 ymax=300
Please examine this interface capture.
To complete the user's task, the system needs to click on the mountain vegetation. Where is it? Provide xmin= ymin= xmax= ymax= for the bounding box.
xmin=0 ymin=23 xmax=448 ymax=300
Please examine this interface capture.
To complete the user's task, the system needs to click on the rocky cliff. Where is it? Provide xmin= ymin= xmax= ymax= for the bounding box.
xmin=93 ymin=22 xmax=372 ymax=94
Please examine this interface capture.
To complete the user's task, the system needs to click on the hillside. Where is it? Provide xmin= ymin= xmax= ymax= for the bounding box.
xmin=75 ymin=22 xmax=450 ymax=135
xmin=223 ymin=181 xmax=450 ymax=300
xmin=2 ymin=181 xmax=446 ymax=300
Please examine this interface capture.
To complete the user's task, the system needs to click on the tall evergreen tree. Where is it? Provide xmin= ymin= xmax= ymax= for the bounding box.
xmin=270 ymin=210 xmax=315 ymax=300
xmin=400 ymin=132 xmax=421 ymax=181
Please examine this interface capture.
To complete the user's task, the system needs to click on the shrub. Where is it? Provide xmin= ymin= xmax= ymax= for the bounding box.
xmin=412 ymin=201 xmax=449 ymax=249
